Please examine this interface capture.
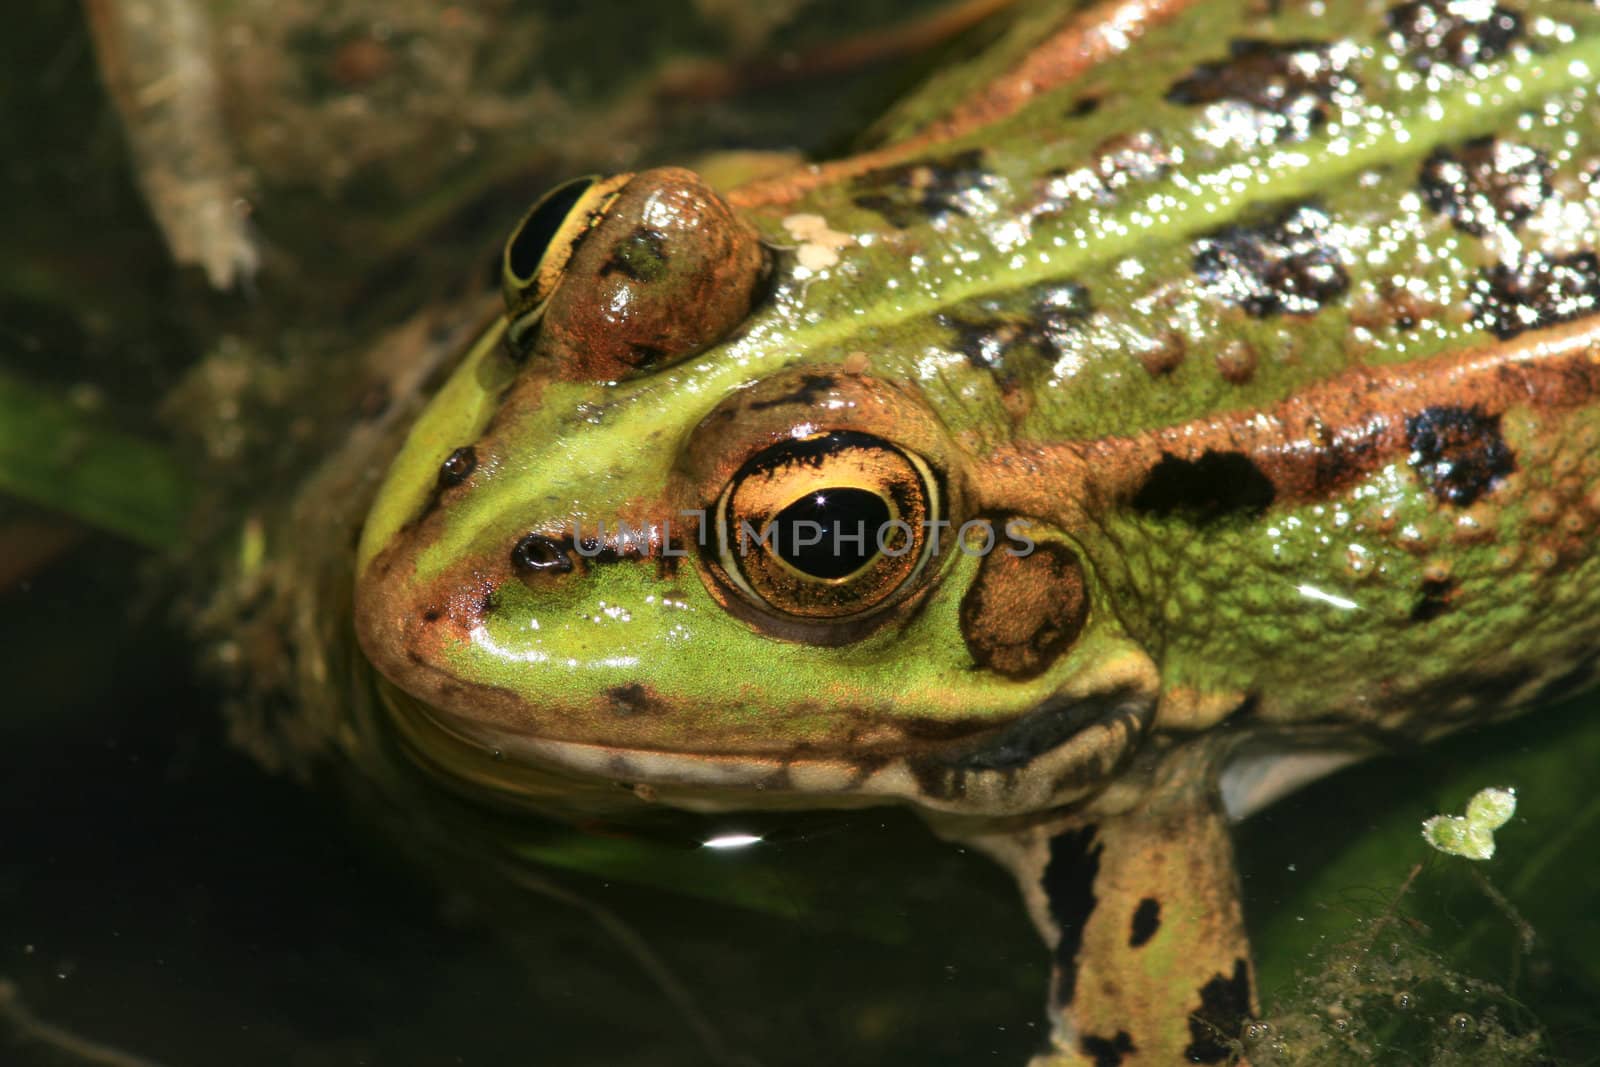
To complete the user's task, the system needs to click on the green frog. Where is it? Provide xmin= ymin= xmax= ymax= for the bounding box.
xmin=352 ymin=0 xmax=1600 ymax=1061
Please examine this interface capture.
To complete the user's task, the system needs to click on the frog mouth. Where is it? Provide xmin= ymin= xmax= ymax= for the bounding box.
xmin=380 ymin=680 xmax=1157 ymax=818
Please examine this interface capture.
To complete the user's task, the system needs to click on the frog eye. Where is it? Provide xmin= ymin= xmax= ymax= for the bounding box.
xmin=713 ymin=431 xmax=944 ymax=621
xmin=501 ymin=174 xmax=630 ymax=354
xmin=504 ymin=167 xmax=769 ymax=379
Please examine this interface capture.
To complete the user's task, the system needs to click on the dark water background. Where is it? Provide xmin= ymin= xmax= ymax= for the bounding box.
xmin=4 ymin=3 xmax=1599 ymax=1065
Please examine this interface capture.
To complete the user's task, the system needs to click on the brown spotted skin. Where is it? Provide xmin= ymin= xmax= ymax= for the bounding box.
xmin=961 ymin=537 xmax=1090 ymax=679
xmin=354 ymin=2 xmax=1600 ymax=1065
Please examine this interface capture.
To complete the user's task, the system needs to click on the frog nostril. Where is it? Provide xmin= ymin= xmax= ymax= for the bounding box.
xmin=437 ymin=446 xmax=477 ymax=488
xmin=511 ymin=533 xmax=574 ymax=576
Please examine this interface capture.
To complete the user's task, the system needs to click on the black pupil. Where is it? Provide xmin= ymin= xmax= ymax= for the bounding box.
xmin=508 ymin=177 xmax=593 ymax=281
xmin=771 ymin=488 xmax=892 ymax=580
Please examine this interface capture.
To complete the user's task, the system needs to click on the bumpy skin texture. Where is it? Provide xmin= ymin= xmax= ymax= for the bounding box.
xmin=355 ymin=0 xmax=1600 ymax=1061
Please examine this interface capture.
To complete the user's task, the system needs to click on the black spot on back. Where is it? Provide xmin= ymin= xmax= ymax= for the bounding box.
xmin=1043 ymin=826 xmax=1101 ymax=1008
xmin=1405 ymin=406 xmax=1514 ymax=506
xmin=1166 ymin=39 xmax=1354 ymax=142
xmin=1473 ymin=252 xmax=1600 ymax=340
xmin=1080 ymin=1030 xmax=1136 ymax=1067
xmin=851 ymin=149 xmax=1000 ymax=228
xmin=607 ymin=683 xmax=656 ymax=716
xmin=1184 ymin=958 xmax=1253 ymax=1064
xmin=1129 ymin=897 xmax=1162 ymax=947
xmin=1387 ymin=0 xmax=1522 ymax=70
xmin=1410 ymin=576 xmax=1458 ymax=621
xmin=1132 ymin=451 xmax=1276 ymax=524
xmin=939 ymin=283 xmax=1092 ymax=371
xmin=1089 ymin=132 xmax=1175 ymax=192
xmin=1195 ymin=204 xmax=1349 ymax=317
xmin=1419 ymin=138 xmax=1551 ymax=236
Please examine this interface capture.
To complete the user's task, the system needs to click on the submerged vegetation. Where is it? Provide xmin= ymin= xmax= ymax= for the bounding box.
xmin=1249 ymin=861 xmax=1549 ymax=1066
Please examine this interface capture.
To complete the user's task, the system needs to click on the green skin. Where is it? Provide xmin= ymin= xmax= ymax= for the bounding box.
xmin=355 ymin=0 xmax=1600 ymax=1062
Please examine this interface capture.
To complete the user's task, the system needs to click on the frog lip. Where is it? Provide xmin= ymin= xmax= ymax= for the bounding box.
xmin=419 ymin=687 xmax=1157 ymax=818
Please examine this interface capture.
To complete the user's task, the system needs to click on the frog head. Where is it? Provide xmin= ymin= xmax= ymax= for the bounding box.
xmin=354 ymin=165 xmax=1162 ymax=818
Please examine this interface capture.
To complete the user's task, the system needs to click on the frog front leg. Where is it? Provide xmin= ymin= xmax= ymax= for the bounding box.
xmin=966 ymin=742 xmax=1257 ymax=1065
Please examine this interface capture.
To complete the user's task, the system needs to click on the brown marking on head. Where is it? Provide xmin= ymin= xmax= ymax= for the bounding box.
xmin=748 ymin=372 xmax=841 ymax=411
xmin=355 ymin=548 xmax=502 ymax=718
xmin=960 ymin=539 xmax=1088 ymax=678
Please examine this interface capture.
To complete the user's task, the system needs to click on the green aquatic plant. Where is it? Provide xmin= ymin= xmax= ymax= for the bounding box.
xmin=1423 ymin=787 xmax=1518 ymax=862
xmin=1243 ymin=786 xmax=1555 ymax=1066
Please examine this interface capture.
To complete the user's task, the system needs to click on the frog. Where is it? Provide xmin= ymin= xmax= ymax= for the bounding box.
xmin=351 ymin=0 xmax=1600 ymax=1061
